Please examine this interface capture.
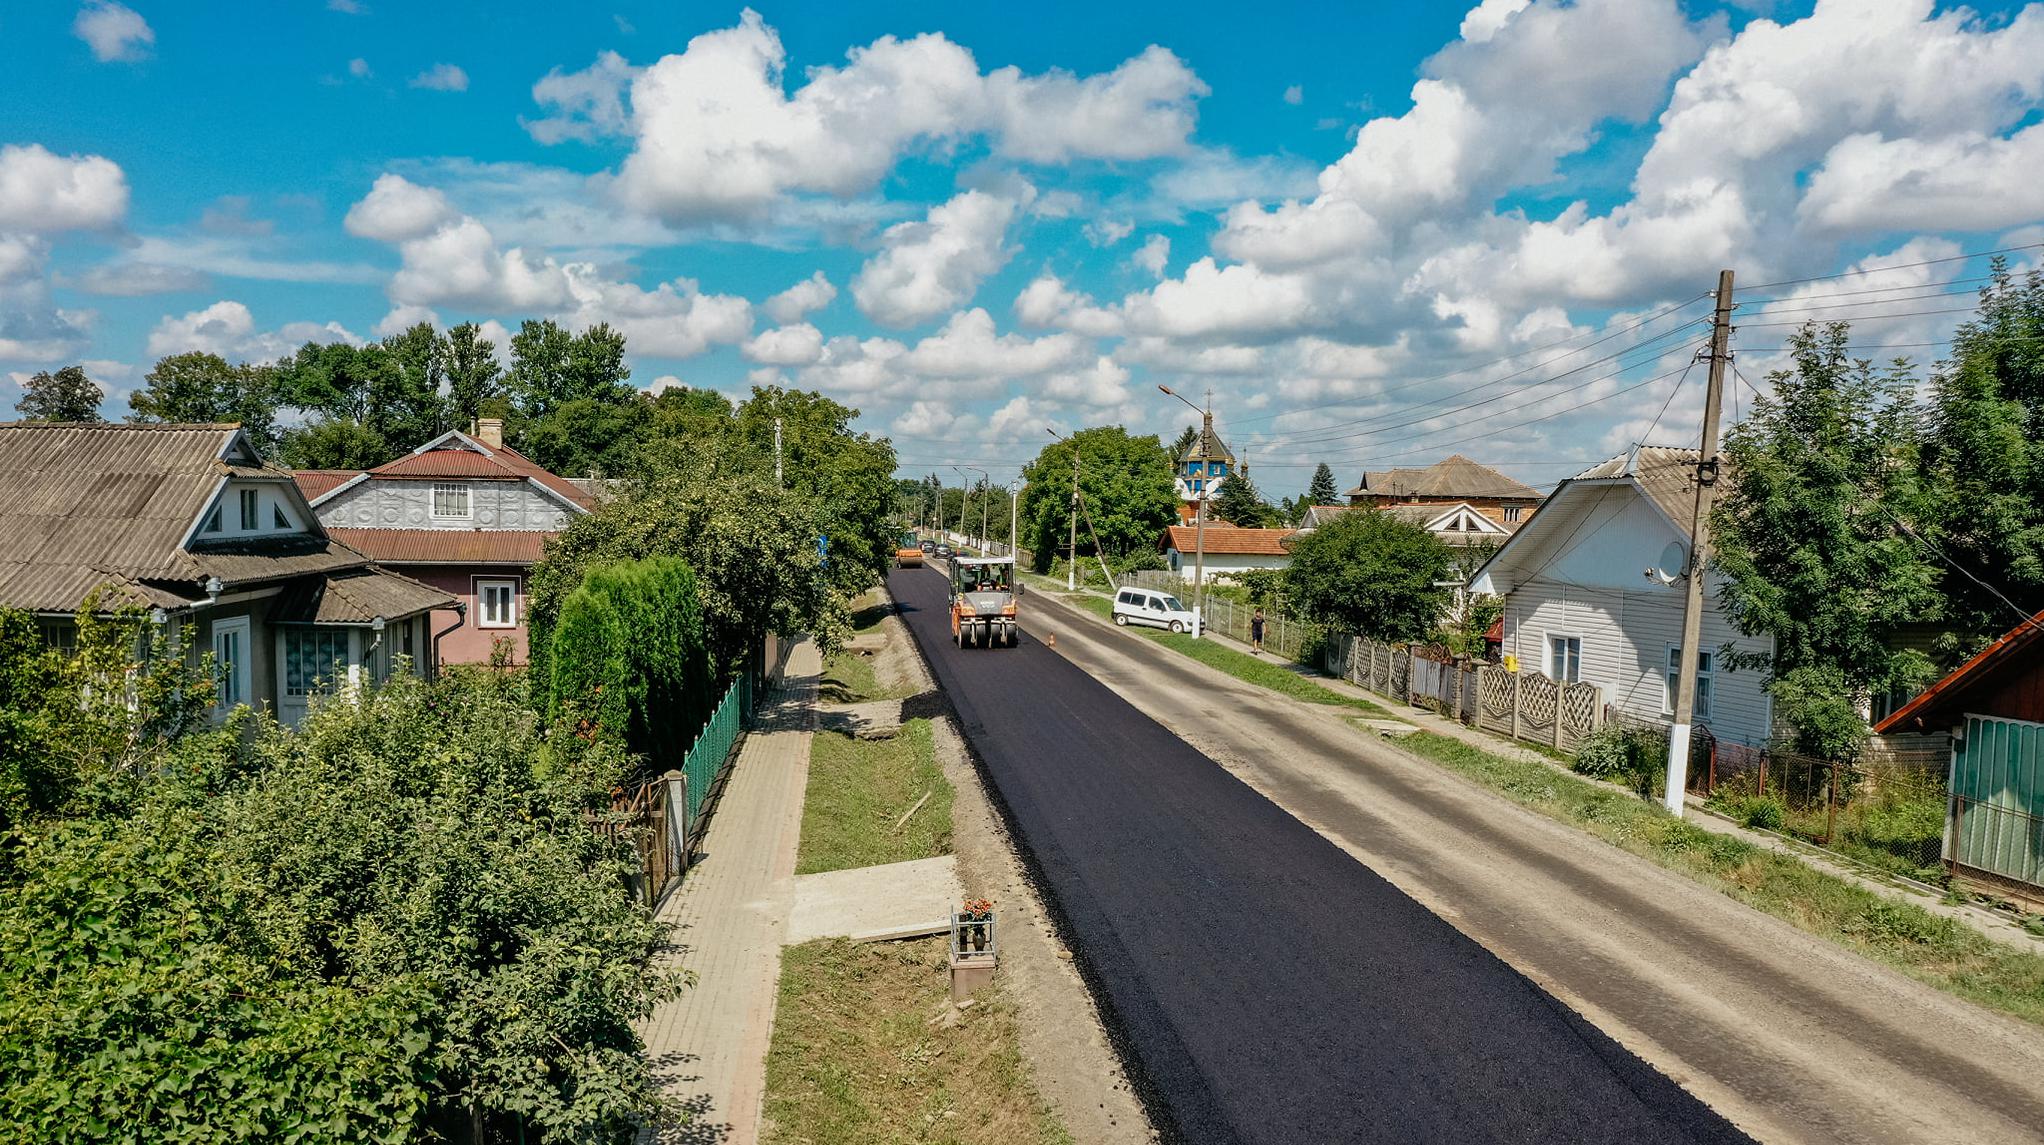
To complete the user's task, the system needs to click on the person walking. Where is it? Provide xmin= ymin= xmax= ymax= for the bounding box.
xmin=1250 ymin=607 xmax=1266 ymax=655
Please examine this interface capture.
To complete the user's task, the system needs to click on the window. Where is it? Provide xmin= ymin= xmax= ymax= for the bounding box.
xmin=477 ymin=578 xmax=518 ymax=628
xmin=1666 ymin=646 xmax=1714 ymax=718
xmin=213 ymin=617 xmax=250 ymax=708
xmin=203 ymin=506 xmax=222 ymax=533
xmin=273 ymin=504 xmax=291 ymax=529
xmin=432 ymin=483 xmax=471 ymax=518
xmin=1547 ymin=635 xmax=1582 ymax=683
xmin=1504 ymin=505 xmax=1523 ymax=523
xmin=283 ymin=628 xmax=348 ymax=697
xmin=1213 ymin=463 xmax=1227 ymax=477
xmin=239 ymin=488 xmax=258 ymax=530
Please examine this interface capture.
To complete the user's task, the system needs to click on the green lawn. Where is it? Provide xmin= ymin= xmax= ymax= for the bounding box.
xmin=1054 ymin=589 xmax=1389 ymax=715
xmin=764 ymin=937 xmax=1071 ymax=1145
xmin=818 ymin=645 xmax=915 ymax=705
xmin=1400 ymin=731 xmax=2044 ymax=1027
xmin=798 ymin=719 xmax=953 ymax=875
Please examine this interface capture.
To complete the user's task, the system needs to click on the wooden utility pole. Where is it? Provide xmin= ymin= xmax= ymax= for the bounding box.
xmin=1664 ymin=269 xmax=1736 ymax=816
xmin=1068 ymin=447 xmax=1080 ymax=591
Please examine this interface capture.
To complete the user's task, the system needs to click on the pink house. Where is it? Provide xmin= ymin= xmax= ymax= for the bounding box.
xmin=293 ymin=419 xmax=595 ymax=665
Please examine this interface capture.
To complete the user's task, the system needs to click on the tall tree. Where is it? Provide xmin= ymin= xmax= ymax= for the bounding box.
xmin=1307 ymin=462 xmax=1341 ymax=505
xmin=1018 ymin=427 xmax=1178 ymax=572
xmin=1284 ymin=508 xmax=1451 ymax=642
xmin=734 ymin=386 xmax=897 ymax=589
xmin=374 ymin=322 xmax=449 ymax=449
xmin=508 ymin=320 xmax=633 ymax=421
xmin=1918 ymin=260 xmax=2044 ymax=657
xmin=128 ymin=352 xmax=281 ymax=455
xmin=1211 ymin=464 xmax=1278 ymax=527
xmin=13 ymin=366 xmax=102 ymax=422
xmin=1169 ymin=424 xmax=1198 ymax=465
xmin=1715 ymin=322 xmax=1942 ymax=759
xmin=278 ymin=418 xmax=391 ymax=471
xmin=443 ymin=321 xmax=503 ymax=431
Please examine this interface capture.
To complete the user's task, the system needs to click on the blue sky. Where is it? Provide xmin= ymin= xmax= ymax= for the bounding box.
xmin=5 ymin=0 xmax=2044 ymax=496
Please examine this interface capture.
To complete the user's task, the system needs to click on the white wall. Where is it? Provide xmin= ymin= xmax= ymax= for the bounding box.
xmin=1165 ymin=548 xmax=1289 ymax=584
xmin=319 ymin=479 xmax=573 ymax=531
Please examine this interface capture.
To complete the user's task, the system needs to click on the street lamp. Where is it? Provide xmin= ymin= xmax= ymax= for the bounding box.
xmin=965 ymin=465 xmax=989 ymax=553
xmin=1158 ymin=384 xmax=1218 ymax=638
xmin=1005 ymin=478 xmax=1022 ymax=559
xmin=1048 ymin=427 xmax=1079 ymax=590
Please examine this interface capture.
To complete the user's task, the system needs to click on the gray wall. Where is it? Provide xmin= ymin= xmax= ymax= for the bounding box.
xmin=319 ymin=479 xmax=573 ymax=531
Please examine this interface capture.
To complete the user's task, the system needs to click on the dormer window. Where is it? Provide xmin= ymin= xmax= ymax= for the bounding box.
xmin=239 ymin=489 xmax=258 ymax=530
xmin=273 ymin=505 xmax=290 ymax=529
xmin=1504 ymin=505 xmax=1523 ymax=523
xmin=203 ymin=507 xmax=222 ymax=533
xmin=432 ymin=483 xmax=470 ymax=519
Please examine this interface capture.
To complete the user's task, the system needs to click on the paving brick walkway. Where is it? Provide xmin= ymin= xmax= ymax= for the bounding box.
xmin=641 ymin=639 xmax=819 ymax=1145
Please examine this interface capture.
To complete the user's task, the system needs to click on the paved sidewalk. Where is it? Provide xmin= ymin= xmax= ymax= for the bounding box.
xmin=641 ymin=639 xmax=819 ymax=1145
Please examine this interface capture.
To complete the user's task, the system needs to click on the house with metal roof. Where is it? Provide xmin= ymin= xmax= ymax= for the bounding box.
xmin=295 ymin=418 xmax=595 ymax=666
xmin=1159 ymin=524 xmax=1296 ymax=584
xmin=0 ymin=421 xmax=454 ymax=726
xmin=1468 ymin=446 xmax=1776 ymax=748
xmin=1344 ymin=454 xmax=1542 ymax=531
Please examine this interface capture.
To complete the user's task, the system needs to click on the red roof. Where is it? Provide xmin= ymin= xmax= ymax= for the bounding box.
xmin=324 ymin=527 xmax=553 ymax=565
xmin=1875 ymin=608 xmax=2044 ymax=734
xmin=1161 ymin=525 xmax=1297 ymax=556
xmin=292 ymin=469 xmax=360 ymax=500
xmin=358 ymin=437 xmax=597 ymax=510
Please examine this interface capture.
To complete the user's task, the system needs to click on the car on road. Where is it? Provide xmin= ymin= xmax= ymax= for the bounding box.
xmin=1112 ymin=587 xmax=1196 ymax=633
xmin=935 ymin=544 xmax=953 ymax=559
xmin=920 ymin=540 xmax=935 ymax=554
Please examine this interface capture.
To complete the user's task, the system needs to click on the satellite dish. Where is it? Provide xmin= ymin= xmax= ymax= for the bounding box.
xmin=1659 ymin=540 xmax=1689 ymax=577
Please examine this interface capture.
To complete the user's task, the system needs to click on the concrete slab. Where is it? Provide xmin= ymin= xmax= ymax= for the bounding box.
xmin=787 ymin=855 xmax=963 ymax=945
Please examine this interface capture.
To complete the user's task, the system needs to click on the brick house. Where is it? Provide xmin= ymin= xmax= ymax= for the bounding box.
xmin=1344 ymin=454 xmax=1542 ymax=530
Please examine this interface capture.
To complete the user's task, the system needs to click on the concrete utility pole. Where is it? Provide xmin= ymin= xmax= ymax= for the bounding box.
xmin=967 ymin=466 xmax=989 ymax=552
xmin=1159 ymin=384 xmax=1218 ymax=638
xmin=1008 ymin=480 xmax=1020 ymax=559
xmin=1050 ymin=428 xmax=1079 ymax=590
xmin=773 ymin=417 xmax=783 ymax=487
xmin=1665 ymin=268 xmax=1736 ymax=816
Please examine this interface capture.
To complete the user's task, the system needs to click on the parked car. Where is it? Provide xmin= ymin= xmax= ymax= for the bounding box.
xmin=1112 ymin=587 xmax=1195 ymax=633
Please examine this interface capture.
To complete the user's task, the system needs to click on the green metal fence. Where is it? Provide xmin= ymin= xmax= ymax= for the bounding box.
xmin=681 ymin=671 xmax=751 ymax=831
xmin=1951 ymin=713 xmax=2044 ymax=899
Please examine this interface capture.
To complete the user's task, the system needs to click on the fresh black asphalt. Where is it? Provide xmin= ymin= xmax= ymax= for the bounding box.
xmin=888 ymin=566 xmax=1751 ymax=1145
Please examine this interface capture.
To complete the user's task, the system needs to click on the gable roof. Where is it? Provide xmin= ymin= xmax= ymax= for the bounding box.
xmin=325 ymin=527 xmax=551 ymax=565
xmin=1182 ymin=421 xmax=1233 ymax=465
xmin=1160 ymin=525 xmax=1295 ymax=556
xmin=0 ymin=421 xmax=357 ymax=612
xmin=1874 ymin=609 xmax=2044 ymax=734
xmin=1381 ymin=501 xmax=1512 ymax=539
xmin=1346 ymin=454 xmax=1539 ymax=501
xmin=293 ymin=469 xmax=359 ymax=501
xmin=305 ymin=430 xmax=595 ymax=512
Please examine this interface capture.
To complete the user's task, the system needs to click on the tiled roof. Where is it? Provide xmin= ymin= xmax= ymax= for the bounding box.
xmin=325 ymin=527 xmax=552 ymax=565
xmin=270 ymin=566 xmax=455 ymax=624
xmin=1346 ymin=454 xmax=1540 ymax=501
xmin=356 ymin=433 xmax=596 ymax=510
xmin=1161 ymin=525 xmax=1296 ymax=556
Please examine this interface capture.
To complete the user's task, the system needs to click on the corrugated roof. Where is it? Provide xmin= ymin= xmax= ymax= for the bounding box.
xmin=1346 ymin=455 xmax=1540 ymax=501
xmin=360 ymin=433 xmax=597 ymax=510
xmin=292 ymin=469 xmax=361 ymax=500
xmin=1569 ymin=446 xmax=1728 ymax=532
xmin=325 ymin=527 xmax=552 ymax=565
xmin=271 ymin=566 xmax=455 ymax=625
xmin=1161 ymin=525 xmax=1296 ymax=556
xmin=184 ymin=535 xmax=368 ymax=587
xmin=1875 ymin=608 xmax=2044 ymax=734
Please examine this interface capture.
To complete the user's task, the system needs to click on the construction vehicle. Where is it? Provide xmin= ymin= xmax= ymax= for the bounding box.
xmin=895 ymin=529 xmax=924 ymax=568
xmin=950 ymin=556 xmax=1021 ymax=647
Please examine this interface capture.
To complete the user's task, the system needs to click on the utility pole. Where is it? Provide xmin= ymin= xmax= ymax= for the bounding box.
xmin=1160 ymin=384 xmax=1217 ymax=638
xmin=1665 ymin=268 xmax=1736 ymax=817
xmin=1009 ymin=480 xmax=1020 ymax=560
xmin=773 ymin=417 xmax=783 ymax=487
xmin=1051 ymin=428 xmax=1079 ymax=590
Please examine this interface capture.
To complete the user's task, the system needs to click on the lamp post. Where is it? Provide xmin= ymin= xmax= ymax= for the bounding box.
xmin=1159 ymin=384 xmax=1217 ymax=638
xmin=964 ymin=465 xmax=989 ymax=553
xmin=1006 ymin=479 xmax=1021 ymax=559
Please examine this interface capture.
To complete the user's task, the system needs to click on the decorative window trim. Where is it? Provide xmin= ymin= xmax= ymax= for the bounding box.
xmin=431 ymin=482 xmax=471 ymax=519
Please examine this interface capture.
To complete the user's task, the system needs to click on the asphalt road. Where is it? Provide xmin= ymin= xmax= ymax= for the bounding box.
xmin=888 ymin=565 xmax=1749 ymax=1145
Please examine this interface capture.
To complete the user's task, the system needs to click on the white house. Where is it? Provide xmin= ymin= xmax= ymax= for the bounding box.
xmin=1160 ymin=525 xmax=1295 ymax=584
xmin=1298 ymin=501 xmax=1513 ymax=547
xmin=1468 ymin=446 xmax=1775 ymax=747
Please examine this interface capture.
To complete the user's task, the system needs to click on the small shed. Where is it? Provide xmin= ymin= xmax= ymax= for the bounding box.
xmin=1877 ymin=609 xmax=2044 ymax=904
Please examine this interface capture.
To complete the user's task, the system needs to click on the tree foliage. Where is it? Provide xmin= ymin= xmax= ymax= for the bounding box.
xmin=279 ymin=417 xmax=392 ymax=471
xmin=128 ymin=352 xmax=281 ymax=455
xmin=1714 ymin=322 xmax=1942 ymax=758
xmin=1307 ymin=462 xmax=1341 ymax=505
xmin=547 ymin=557 xmax=715 ymax=775
xmin=1211 ymin=464 xmax=1279 ymax=527
xmin=1283 ymin=508 xmax=1452 ymax=642
xmin=13 ymin=365 xmax=103 ymax=422
xmin=1017 ymin=427 xmax=1178 ymax=573
xmin=732 ymin=386 xmax=898 ymax=590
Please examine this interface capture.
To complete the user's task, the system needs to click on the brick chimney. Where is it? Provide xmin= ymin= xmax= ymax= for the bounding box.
xmin=475 ymin=417 xmax=504 ymax=447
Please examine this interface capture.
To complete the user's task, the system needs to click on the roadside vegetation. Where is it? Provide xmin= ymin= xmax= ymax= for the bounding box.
xmin=1400 ymin=731 xmax=2044 ymax=1027
xmin=764 ymin=938 xmax=1071 ymax=1145
xmin=819 ymin=592 xmax=918 ymax=706
xmin=798 ymin=719 xmax=953 ymax=875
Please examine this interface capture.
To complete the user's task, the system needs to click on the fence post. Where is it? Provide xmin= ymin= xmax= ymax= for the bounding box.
xmin=663 ymin=769 xmax=689 ymax=877
xmin=1824 ymin=763 xmax=1838 ymax=844
xmin=1511 ymin=670 xmax=1523 ymax=741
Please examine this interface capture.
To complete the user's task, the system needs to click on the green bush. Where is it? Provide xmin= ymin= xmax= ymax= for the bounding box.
xmin=548 ymin=556 xmax=716 ymax=774
xmin=1570 ymin=724 xmax=1668 ymax=800
xmin=1735 ymin=794 xmax=1787 ymax=831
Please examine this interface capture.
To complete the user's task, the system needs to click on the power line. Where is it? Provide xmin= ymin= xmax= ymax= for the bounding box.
xmin=1736 ymin=305 xmax=1982 ymax=329
xmin=1735 ymin=242 xmax=2044 ymax=293
xmin=1638 ymin=353 xmax=1703 ymax=445
xmin=1742 ymin=284 xmax=1991 ymax=316
xmin=1734 ymin=274 xmax=1996 ymax=307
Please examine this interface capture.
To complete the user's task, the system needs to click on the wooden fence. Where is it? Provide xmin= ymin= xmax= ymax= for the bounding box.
xmin=1324 ymin=634 xmax=1604 ymax=752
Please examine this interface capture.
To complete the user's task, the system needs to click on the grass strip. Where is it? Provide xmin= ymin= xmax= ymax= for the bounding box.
xmin=1400 ymin=730 xmax=2044 ymax=1026
xmin=819 ymin=644 xmax=916 ymax=705
xmin=798 ymin=718 xmax=953 ymax=875
xmin=764 ymin=937 xmax=1072 ymax=1145
xmin=1051 ymin=589 xmax=1389 ymax=716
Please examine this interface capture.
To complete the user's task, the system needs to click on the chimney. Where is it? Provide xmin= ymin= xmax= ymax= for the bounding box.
xmin=475 ymin=417 xmax=503 ymax=447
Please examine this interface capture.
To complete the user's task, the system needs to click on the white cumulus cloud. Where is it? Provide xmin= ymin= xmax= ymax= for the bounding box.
xmin=74 ymin=2 xmax=153 ymax=63
xmin=0 ymin=144 xmax=129 ymax=232
xmin=853 ymin=188 xmax=1027 ymax=328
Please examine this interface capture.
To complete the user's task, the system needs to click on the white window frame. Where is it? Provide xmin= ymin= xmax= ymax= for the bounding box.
xmin=1547 ymin=634 xmax=1582 ymax=684
xmin=213 ymin=616 xmax=251 ymax=711
xmin=283 ymin=627 xmax=351 ymax=699
xmin=476 ymin=577 xmax=519 ymax=629
xmin=1665 ymin=644 xmax=1714 ymax=719
xmin=431 ymin=482 xmax=471 ymax=519
xmin=238 ymin=487 xmax=258 ymax=531
xmin=1503 ymin=505 xmax=1523 ymax=523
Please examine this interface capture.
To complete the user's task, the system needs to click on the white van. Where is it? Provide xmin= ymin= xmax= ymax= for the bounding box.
xmin=1112 ymin=587 xmax=1196 ymax=633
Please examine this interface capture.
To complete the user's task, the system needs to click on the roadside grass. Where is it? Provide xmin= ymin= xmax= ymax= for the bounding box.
xmin=819 ymin=645 xmax=915 ymax=705
xmin=1051 ymin=588 xmax=1390 ymax=716
xmin=764 ymin=937 xmax=1072 ymax=1145
xmin=1400 ymin=731 xmax=2044 ymax=1027
xmin=798 ymin=719 xmax=953 ymax=875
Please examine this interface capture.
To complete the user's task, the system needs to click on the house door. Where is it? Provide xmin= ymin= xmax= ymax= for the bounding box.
xmin=212 ymin=616 xmax=251 ymax=714
xmin=277 ymin=627 xmax=352 ymax=727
